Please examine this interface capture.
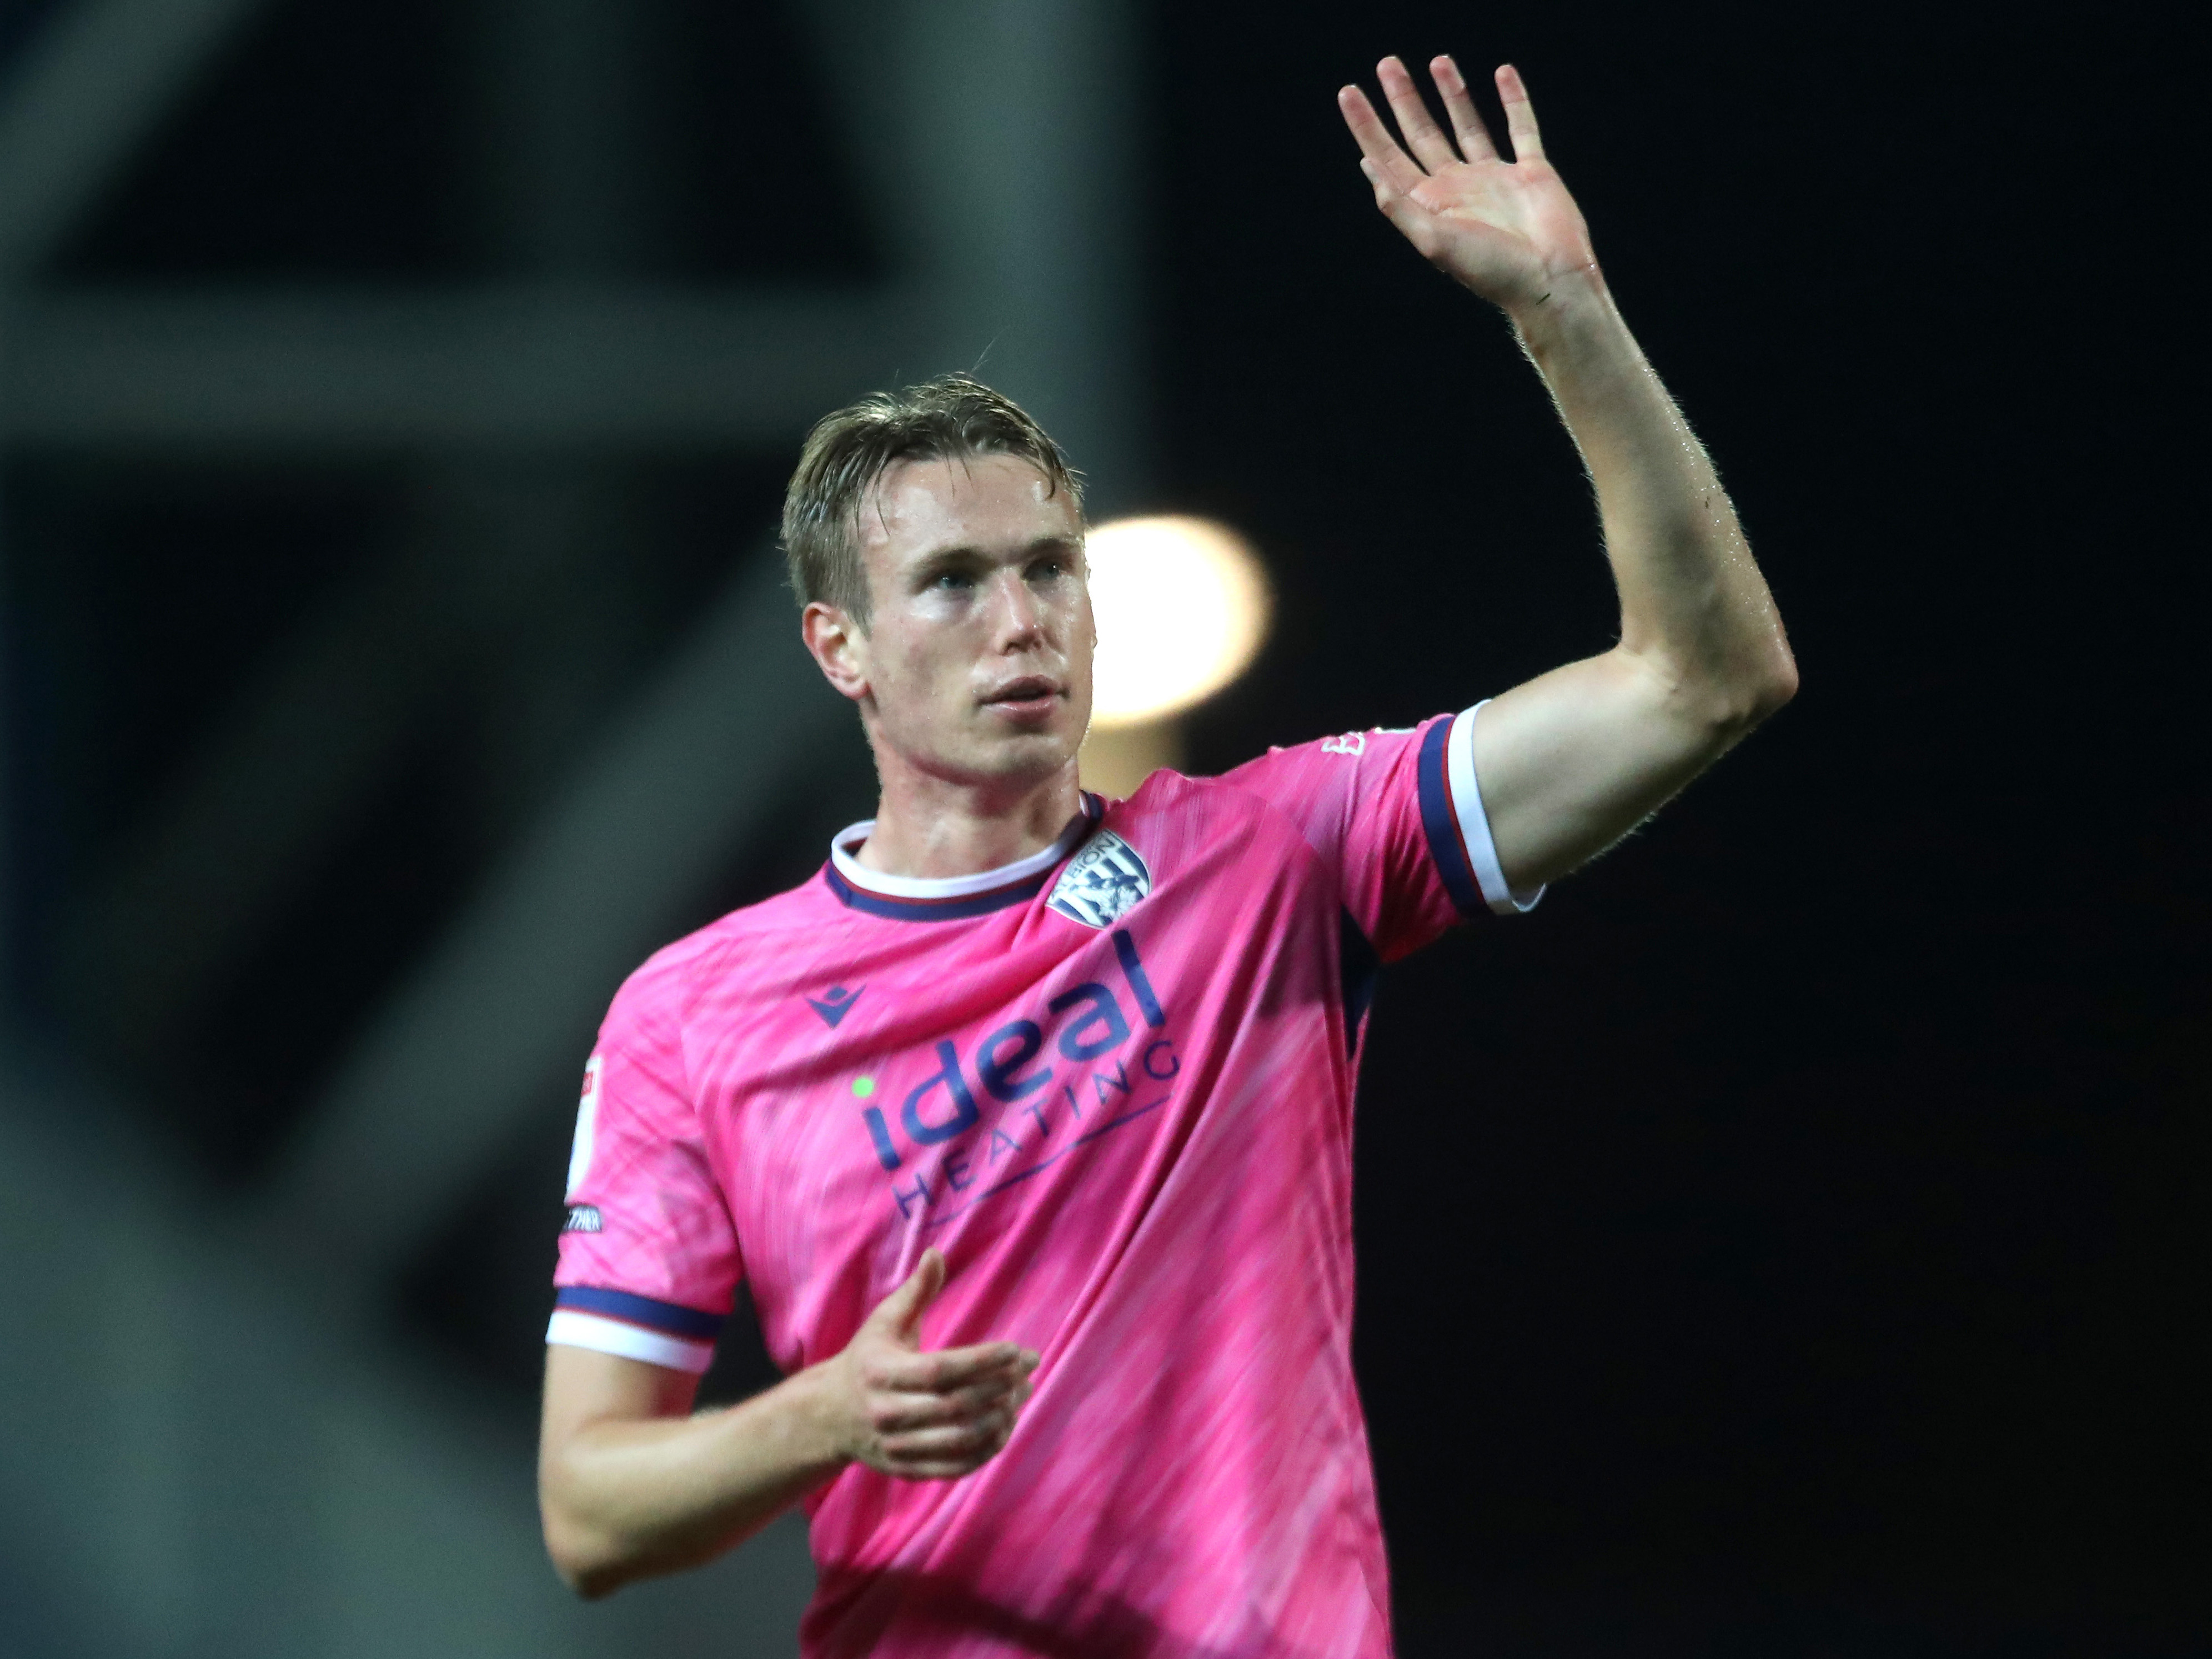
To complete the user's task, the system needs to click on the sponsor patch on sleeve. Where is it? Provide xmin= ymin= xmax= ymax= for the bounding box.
xmin=565 ymin=1056 xmax=603 ymax=1200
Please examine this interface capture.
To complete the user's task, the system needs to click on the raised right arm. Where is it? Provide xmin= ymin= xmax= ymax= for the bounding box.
xmin=539 ymin=1249 xmax=1037 ymax=1598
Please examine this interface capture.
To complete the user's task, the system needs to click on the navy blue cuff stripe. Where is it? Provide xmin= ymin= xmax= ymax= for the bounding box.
xmin=554 ymin=1286 xmax=726 ymax=1340
xmin=1416 ymin=716 xmax=1483 ymax=919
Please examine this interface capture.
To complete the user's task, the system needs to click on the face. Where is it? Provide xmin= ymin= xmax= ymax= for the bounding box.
xmin=805 ymin=453 xmax=1095 ymax=793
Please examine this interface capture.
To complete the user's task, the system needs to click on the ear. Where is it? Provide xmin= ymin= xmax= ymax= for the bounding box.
xmin=802 ymin=601 xmax=871 ymax=703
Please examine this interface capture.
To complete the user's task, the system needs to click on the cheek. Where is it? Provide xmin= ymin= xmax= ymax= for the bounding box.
xmin=874 ymin=626 xmax=966 ymax=705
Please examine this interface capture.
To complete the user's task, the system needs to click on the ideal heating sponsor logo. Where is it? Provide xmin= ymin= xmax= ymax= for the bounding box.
xmin=847 ymin=927 xmax=1179 ymax=1228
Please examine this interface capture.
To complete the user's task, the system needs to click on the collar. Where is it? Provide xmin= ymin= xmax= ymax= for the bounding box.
xmin=822 ymin=794 xmax=1102 ymax=920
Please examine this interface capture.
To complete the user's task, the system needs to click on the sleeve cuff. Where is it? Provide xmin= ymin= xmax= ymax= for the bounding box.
xmin=1421 ymin=703 xmax=1544 ymax=916
xmin=546 ymin=1287 xmax=724 ymax=1375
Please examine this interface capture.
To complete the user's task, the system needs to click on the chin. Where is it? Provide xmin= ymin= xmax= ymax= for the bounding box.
xmin=995 ymin=738 xmax=1080 ymax=782
xmin=960 ymin=730 xmax=1079 ymax=786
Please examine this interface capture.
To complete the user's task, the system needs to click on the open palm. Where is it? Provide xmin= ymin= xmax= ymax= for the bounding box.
xmin=1339 ymin=57 xmax=1598 ymax=313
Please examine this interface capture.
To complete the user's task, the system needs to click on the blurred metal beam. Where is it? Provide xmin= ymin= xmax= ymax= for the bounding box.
xmin=0 ymin=0 xmax=273 ymax=281
xmin=56 ymin=459 xmax=641 ymax=1077
xmin=792 ymin=0 xmax=1150 ymax=509
xmin=255 ymin=549 xmax=861 ymax=1292
xmin=473 ymin=0 xmax=659 ymax=277
xmin=0 ymin=285 xmax=910 ymax=449
xmin=250 ymin=0 xmax=1153 ymax=1294
xmin=0 ymin=1042 xmax=815 ymax=1659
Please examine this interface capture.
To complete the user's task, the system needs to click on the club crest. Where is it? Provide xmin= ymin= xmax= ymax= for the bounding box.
xmin=1048 ymin=830 xmax=1152 ymax=929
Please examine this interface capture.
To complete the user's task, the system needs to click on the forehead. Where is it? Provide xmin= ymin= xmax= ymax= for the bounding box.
xmin=857 ymin=453 xmax=1079 ymax=567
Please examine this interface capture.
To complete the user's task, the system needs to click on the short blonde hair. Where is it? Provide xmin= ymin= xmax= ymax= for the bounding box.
xmin=780 ymin=373 xmax=1084 ymax=626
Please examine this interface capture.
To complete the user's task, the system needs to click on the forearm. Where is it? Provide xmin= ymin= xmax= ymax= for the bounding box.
xmin=1341 ymin=55 xmax=1796 ymax=888
xmin=539 ymin=1252 xmax=1035 ymax=1598
xmin=540 ymin=1358 xmax=848 ymax=1597
xmin=1510 ymin=273 xmax=1795 ymax=724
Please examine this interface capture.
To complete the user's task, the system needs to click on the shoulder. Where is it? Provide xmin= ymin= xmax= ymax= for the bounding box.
xmin=1101 ymin=763 xmax=1320 ymax=863
xmin=611 ymin=868 xmax=842 ymax=1023
xmin=1122 ymin=718 xmax=1441 ymax=820
xmin=1109 ymin=763 xmax=1275 ymax=824
xmin=1223 ymin=720 xmax=1441 ymax=780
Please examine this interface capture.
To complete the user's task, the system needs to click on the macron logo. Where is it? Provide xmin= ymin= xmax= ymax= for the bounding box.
xmin=806 ymin=984 xmax=866 ymax=1029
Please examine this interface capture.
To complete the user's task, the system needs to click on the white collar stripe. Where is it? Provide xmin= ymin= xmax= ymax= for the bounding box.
xmin=829 ymin=795 xmax=1101 ymax=900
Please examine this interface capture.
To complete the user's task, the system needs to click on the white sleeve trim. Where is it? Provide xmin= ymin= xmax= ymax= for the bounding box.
xmin=1450 ymin=701 xmax=1545 ymax=915
xmin=546 ymin=1309 xmax=715 ymax=1375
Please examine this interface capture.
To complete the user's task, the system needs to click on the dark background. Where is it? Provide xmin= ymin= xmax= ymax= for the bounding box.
xmin=1156 ymin=7 xmax=2208 ymax=1651
xmin=6 ymin=1 xmax=2203 ymax=1652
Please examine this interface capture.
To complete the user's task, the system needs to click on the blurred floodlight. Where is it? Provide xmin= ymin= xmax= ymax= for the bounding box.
xmin=1086 ymin=515 xmax=1270 ymax=727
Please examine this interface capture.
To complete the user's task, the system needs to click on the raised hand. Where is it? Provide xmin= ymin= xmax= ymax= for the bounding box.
xmin=826 ymin=1247 xmax=1039 ymax=1481
xmin=1338 ymin=57 xmax=1599 ymax=314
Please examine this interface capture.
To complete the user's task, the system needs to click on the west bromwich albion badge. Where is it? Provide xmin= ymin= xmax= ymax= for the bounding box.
xmin=1048 ymin=830 xmax=1151 ymax=928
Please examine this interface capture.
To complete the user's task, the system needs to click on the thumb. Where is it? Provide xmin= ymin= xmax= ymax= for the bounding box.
xmin=868 ymin=1247 xmax=946 ymax=1345
xmin=1361 ymin=163 xmax=1440 ymax=259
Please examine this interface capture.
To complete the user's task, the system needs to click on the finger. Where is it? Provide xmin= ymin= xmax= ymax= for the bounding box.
xmin=1359 ymin=159 xmax=1442 ymax=263
xmin=1358 ymin=156 xmax=1387 ymax=208
xmin=865 ymin=1339 xmax=1026 ymax=1394
xmin=865 ymin=1247 xmax=946 ymax=1344
xmin=883 ymin=1409 xmax=1013 ymax=1463
xmin=1495 ymin=64 xmax=1546 ymax=162
xmin=1358 ymin=155 xmax=1398 ymax=206
xmin=868 ymin=1375 xmax=1023 ymax=1435
xmin=1336 ymin=84 xmax=1426 ymax=197
xmin=1430 ymin=54 xmax=1498 ymax=162
xmin=1376 ymin=55 xmax=1460 ymax=172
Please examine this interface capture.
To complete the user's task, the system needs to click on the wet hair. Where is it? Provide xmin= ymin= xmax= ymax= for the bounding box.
xmin=780 ymin=373 xmax=1084 ymax=626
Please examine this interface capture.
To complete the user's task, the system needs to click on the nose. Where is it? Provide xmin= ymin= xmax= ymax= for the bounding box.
xmin=989 ymin=568 xmax=1047 ymax=651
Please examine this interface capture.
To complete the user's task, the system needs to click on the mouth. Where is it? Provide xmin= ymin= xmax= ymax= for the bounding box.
xmin=979 ymin=675 xmax=1065 ymax=723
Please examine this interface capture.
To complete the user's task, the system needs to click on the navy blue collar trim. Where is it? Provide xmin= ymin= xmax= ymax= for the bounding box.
xmin=825 ymin=861 xmax=1053 ymax=920
xmin=822 ymin=796 xmax=1102 ymax=923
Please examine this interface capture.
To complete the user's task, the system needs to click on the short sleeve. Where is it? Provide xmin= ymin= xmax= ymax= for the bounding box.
xmin=547 ymin=951 xmax=742 ymax=1374
xmin=1219 ymin=703 xmax=1542 ymax=962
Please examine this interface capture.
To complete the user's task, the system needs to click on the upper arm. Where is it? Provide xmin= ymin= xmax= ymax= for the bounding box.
xmin=550 ymin=951 xmax=744 ymax=1373
xmin=536 ymin=1345 xmax=705 ymax=1593
xmin=540 ymin=1344 xmax=701 ymax=1467
xmin=1219 ymin=713 xmax=1529 ymax=960
xmin=1471 ymin=644 xmax=1783 ymax=892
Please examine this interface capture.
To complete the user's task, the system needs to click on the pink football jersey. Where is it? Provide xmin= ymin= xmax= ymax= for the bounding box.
xmin=550 ymin=705 xmax=1537 ymax=1657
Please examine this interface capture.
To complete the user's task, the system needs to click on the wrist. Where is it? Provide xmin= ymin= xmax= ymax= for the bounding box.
xmin=1501 ymin=262 xmax=1612 ymax=343
xmin=780 ymin=1357 xmax=865 ymax=1473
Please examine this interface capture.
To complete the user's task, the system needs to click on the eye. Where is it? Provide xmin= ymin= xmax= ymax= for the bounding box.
xmin=931 ymin=568 xmax=976 ymax=592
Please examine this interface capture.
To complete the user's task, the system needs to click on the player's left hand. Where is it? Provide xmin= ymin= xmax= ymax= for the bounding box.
xmin=1338 ymin=57 xmax=1599 ymax=314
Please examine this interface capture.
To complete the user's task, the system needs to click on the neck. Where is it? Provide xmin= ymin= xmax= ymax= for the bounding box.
xmin=856 ymin=746 xmax=1086 ymax=880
